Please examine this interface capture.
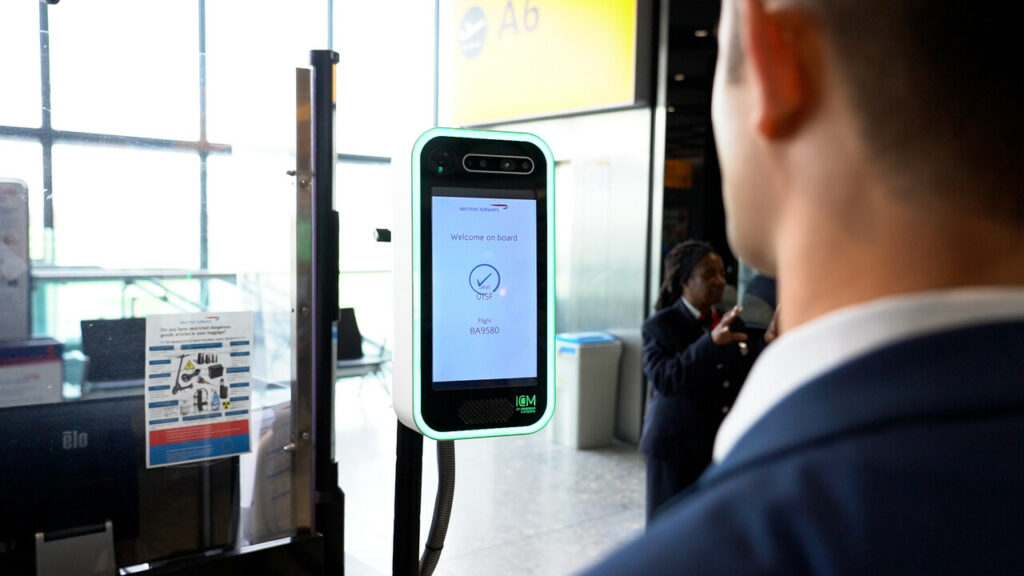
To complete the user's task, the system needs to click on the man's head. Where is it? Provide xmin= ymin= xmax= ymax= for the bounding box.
xmin=712 ymin=0 xmax=1023 ymax=276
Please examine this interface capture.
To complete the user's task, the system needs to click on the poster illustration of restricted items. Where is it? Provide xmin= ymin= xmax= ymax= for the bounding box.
xmin=144 ymin=311 xmax=255 ymax=468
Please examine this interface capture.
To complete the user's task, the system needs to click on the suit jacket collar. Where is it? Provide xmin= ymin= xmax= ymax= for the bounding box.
xmin=673 ymin=297 xmax=695 ymax=317
xmin=703 ymin=320 xmax=1024 ymax=486
xmin=669 ymin=298 xmax=703 ymax=330
xmin=679 ymin=296 xmax=702 ymax=320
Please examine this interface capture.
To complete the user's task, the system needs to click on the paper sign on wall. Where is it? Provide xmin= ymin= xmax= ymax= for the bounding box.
xmin=144 ymin=311 xmax=255 ymax=468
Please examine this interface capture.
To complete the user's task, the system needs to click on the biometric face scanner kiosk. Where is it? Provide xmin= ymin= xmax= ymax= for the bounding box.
xmin=389 ymin=128 xmax=555 ymax=576
xmin=393 ymin=127 xmax=555 ymax=440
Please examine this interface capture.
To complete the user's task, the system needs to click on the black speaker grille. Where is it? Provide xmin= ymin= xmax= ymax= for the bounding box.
xmin=458 ymin=398 xmax=515 ymax=425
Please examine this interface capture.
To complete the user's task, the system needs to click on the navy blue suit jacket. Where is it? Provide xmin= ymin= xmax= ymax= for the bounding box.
xmin=639 ymin=299 xmax=758 ymax=461
xmin=583 ymin=320 xmax=1024 ymax=575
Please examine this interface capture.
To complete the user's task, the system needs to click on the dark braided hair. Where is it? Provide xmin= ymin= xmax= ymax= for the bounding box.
xmin=655 ymin=240 xmax=716 ymax=311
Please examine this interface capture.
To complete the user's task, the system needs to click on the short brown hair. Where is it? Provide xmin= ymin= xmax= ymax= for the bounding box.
xmin=722 ymin=0 xmax=1023 ymax=221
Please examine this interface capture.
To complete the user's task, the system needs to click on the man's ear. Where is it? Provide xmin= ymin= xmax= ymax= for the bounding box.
xmin=743 ymin=0 xmax=818 ymax=138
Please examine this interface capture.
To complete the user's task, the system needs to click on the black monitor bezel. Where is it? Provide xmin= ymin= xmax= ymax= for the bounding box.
xmin=418 ymin=135 xmax=549 ymax=433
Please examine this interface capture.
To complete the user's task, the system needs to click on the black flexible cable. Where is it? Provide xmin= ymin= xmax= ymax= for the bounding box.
xmin=420 ymin=440 xmax=455 ymax=576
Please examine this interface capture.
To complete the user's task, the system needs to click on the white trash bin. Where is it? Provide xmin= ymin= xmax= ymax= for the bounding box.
xmin=553 ymin=332 xmax=623 ymax=449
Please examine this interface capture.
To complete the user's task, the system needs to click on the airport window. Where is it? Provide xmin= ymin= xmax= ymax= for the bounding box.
xmin=0 ymin=2 xmax=42 ymax=128
xmin=51 ymin=144 xmax=201 ymax=269
xmin=331 ymin=0 xmax=434 ymax=341
xmin=336 ymin=161 xmax=396 ymax=341
xmin=0 ymin=1 xmax=433 ymax=345
xmin=1 ymin=1 xmax=434 ymax=567
xmin=48 ymin=2 xmax=200 ymax=140
xmin=333 ymin=0 xmax=434 ymax=157
xmin=204 ymin=0 xmax=327 ymax=147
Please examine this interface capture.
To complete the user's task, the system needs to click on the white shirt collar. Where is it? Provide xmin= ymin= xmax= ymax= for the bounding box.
xmin=681 ymin=296 xmax=702 ymax=320
xmin=713 ymin=287 xmax=1024 ymax=462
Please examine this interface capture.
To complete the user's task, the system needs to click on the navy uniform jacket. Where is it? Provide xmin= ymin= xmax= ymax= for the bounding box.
xmin=582 ymin=320 xmax=1024 ymax=575
xmin=639 ymin=299 xmax=759 ymax=463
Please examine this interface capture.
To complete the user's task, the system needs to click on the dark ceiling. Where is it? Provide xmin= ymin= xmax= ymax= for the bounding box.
xmin=665 ymin=0 xmax=719 ymax=159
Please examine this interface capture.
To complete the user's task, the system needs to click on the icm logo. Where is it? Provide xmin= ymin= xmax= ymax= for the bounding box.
xmin=62 ymin=430 xmax=88 ymax=450
xmin=514 ymin=395 xmax=537 ymax=414
xmin=459 ymin=6 xmax=487 ymax=59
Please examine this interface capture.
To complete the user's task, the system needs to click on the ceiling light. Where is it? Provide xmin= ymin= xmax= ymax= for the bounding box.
xmin=694 ymin=30 xmax=709 ymax=38
xmin=674 ymin=73 xmax=685 ymax=82
xmin=667 ymin=106 xmax=676 ymax=113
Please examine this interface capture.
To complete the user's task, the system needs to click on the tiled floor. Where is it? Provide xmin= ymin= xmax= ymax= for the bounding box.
xmin=336 ymin=375 xmax=645 ymax=576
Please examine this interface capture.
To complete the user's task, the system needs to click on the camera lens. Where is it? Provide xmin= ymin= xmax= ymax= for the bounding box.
xmin=431 ymin=150 xmax=454 ymax=175
xmin=521 ymin=160 xmax=532 ymax=172
xmin=500 ymin=159 xmax=514 ymax=171
xmin=479 ymin=158 xmax=488 ymax=168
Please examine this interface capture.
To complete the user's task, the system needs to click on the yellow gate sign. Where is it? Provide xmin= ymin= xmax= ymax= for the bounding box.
xmin=447 ymin=0 xmax=639 ymax=125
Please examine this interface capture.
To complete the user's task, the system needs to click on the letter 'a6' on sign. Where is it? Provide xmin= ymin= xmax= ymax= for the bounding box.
xmin=393 ymin=128 xmax=555 ymax=440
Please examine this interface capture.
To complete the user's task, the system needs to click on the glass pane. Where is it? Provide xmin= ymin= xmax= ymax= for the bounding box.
xmin=11 ymin=151 xmax=299 ymax=571
xmin=206 ymin=153 xmax=294 ymax=274
xmin=0 ymin=139 xmax=44 ymax=261
xmin=41 ymin=280 xmax=204 ymax=344
xmin=339 ymin=271 xmax=393 ymax=349
xmin=51 ymin=143 xmax=200 ymax=269
xmin=207 ymin=152 xmax=296 ymax=385
xmin=336 ymin=160 xmax=393 ymax=351
xmin=205 ymin=0 xmax=327 ymax=148
xmin=0 ymin=3 xmax=41 ymax=128
xmin=2 ymin=0 xmax=339 ymax=570
xmin=337 ymin=161 xmax=393 ymax=273
xmin=48 ymin=1 xmax=199 ymax=140
xmin=333 ymin=0 xmax=435 ymax=156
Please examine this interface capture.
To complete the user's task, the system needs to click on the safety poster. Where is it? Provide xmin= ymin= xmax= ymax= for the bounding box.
xmin=144 ymin=311 xmax=254 ymax=468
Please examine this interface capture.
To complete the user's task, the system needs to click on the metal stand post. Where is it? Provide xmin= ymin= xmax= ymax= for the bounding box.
xmin=310 ymin=49 xmax=344 ymax=576
xmin=393 ymin=421 xmax=424 ymax=576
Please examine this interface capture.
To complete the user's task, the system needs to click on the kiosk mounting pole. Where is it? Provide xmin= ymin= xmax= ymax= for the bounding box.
xmin=393 ymin=422 xmax=424 ymax=576
xmin=310 ymin=49 xmax=344 ymax=576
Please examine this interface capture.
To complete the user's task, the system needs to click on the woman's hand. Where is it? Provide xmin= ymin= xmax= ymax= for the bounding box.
xmin=711 ymin=306 xmax=748 ymax=346
xmin=764 ymin=307 xmax=781 ymax=344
